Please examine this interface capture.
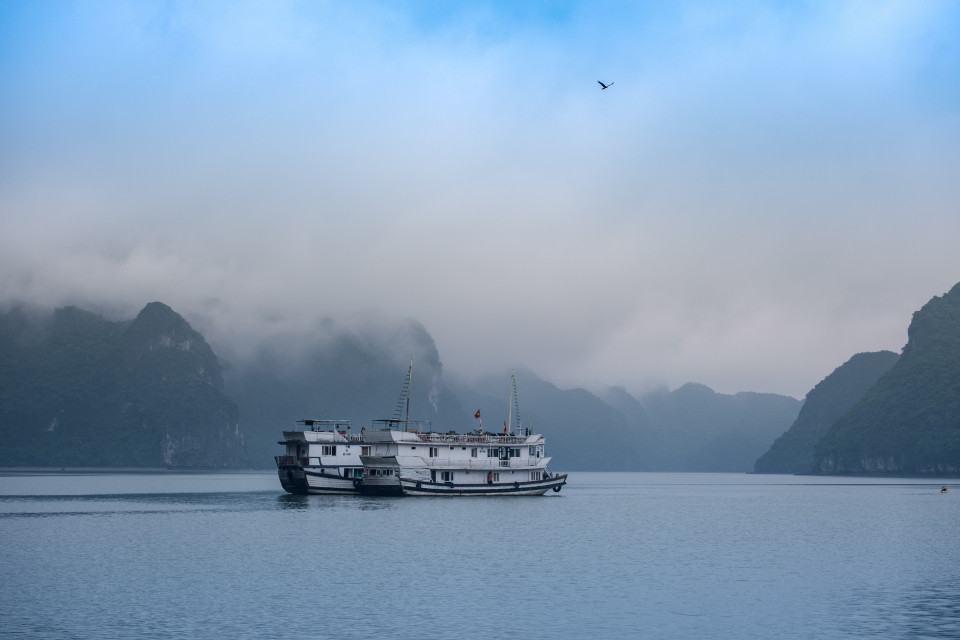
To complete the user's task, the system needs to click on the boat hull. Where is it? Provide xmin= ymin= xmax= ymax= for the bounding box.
xmin=398 ymin=473 xmax=567 ymax=496
xmin=276 ymin=464 xmax=361 ymax=495
xmin=357 ymin=479 xmax=404 ymax=496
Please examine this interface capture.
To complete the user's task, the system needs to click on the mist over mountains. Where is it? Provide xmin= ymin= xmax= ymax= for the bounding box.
xmin=0 ymin=301 xmax=799 ymax=471
xmin=3 ymin=281 xmax=959 ymax=475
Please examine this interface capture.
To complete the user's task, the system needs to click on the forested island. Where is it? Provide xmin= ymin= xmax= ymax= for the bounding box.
xmin=0 ymin=303 xmax=242 ymax=468
xmin=755 ymin=281 xmax=960 ymax=476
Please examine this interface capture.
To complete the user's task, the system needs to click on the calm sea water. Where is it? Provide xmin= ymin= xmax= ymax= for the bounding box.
xmin=1 ymin=471 xmax=957 ymax=639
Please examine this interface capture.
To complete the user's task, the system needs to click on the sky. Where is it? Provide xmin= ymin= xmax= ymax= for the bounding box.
xmin=1 ymin=0 xmax=959 ymax=399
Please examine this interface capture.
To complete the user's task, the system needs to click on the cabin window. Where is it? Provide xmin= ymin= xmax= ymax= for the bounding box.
xmin=321 ymin=445 xmax=337 ymax=456
xmin=491 ymin=472 xmax=500 ymax=482
xmin=509 ymin=448 xmax=520 ymax=458
xmin=429 ymin=447 xmax=439 ymax=457
xmin=471 ymin=448 xmax=478 ymax=457
xmin=487 ymin=447 xmax=500 ymax=458
xmin=531 ymin=471 xmax=541 ymax=481
xmin=361 ymin=446 xmax=370 ymax=456
xmin=441 ymin=471 xmax=453 ymax=482
xmin=529 ymin=446 xmax=536 ymax=456
xmin=410 ymin=446 xmax=417 ymax=450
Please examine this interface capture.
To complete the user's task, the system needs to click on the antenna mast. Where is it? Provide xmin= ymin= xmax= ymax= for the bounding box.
xmin=392 ymin=358 xmax=414 ymax=425
xmin=507 ymin=370 xmax=521 ymax=436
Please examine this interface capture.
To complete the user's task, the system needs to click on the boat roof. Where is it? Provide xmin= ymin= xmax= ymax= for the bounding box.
xmin=297 ymin=419 xmax=352 ymax=429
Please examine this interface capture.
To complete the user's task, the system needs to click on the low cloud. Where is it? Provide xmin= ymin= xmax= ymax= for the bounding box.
xmin=2 ymin=1 xmax=959 ymax=398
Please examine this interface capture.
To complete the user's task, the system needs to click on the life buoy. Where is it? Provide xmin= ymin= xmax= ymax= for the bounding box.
xmin=552 ymin=484 xmax=562 ymax=492
xmin=514 ymin=482 xmax=520 ymax=489
xmin=353 ymin=478 xmax=361 ymax=489
xmin=416 ymin=482 xmax=422 ymax=489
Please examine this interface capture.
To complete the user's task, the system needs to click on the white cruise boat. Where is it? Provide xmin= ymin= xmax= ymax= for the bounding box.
xmin=360 ymin=370 xmax=567 ymax=496
xmin=275 ymin=419 xmax=368 ymax=495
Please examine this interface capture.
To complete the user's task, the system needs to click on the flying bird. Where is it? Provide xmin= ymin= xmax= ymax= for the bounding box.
xmin=597 ymin=80 xmax=614 ymax=90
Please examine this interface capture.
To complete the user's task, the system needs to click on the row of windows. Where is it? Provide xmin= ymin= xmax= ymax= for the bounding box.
xmin=334 ymin=467 xmax=543 ymax=482
xmin=323 ymin=444 xmax=542 ymax=459
xmin=321 ymin=445 xmax=383 ymax=456
xmin=486 ymin=447 xmax=522 ymax=458
xmin=360 ymin=469 xmax=543 ymax=482
xmin=410 ymin=445 xmax=544 ymax=459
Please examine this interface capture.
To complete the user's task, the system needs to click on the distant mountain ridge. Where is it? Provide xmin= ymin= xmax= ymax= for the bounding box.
xmin=222 ymin=318 xmax=469 ymax=467
xmin=0 ymin=302 xmax=801 ymax=471
xmin=11 ymin=283 xmax=960 ymax=475
xmin=637 ymin=383 xmax=800 ymax=471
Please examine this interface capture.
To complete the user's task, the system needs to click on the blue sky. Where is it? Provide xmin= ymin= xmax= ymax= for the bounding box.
xmin=2 ymin=0 xmax=959 ymax=398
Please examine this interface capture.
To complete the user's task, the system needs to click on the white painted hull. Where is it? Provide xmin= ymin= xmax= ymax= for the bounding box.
xmin=277 ymin=465 xmax=361 ymax=495
xmin=399 ymin=473 xmax=567 ymax=496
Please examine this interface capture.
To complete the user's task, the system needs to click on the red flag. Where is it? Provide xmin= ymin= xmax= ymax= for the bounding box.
xmin=503 ymin=422 xmax=507 ymax=433
xmin=474 ymin=410 xmax=481 ymax=419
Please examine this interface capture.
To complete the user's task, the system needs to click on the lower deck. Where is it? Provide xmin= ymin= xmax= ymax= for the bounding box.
xmin=276 ymin=461 xmax=363 ymax=495
xmin=399 ymin=473 xmax=567 ymax=496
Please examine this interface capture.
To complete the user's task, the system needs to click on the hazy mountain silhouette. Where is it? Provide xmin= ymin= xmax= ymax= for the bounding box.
xmin=0 ymin=302 xmax=242 ymax=467
xmin=813 ymin=282 xmax=960 ymax=475
xmin=7 ymin=284 xmax=958 ymax=476
xmin=221 ymin=318 xmax=468 ymax=467
xmin=754 ymin=351 xmax=899 ymax=474
xmin=634 ymin=383 xmax=800 ymax=471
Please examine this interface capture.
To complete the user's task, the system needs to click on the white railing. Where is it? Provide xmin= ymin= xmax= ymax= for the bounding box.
xmin=417 ymin=457 xmax=538 ymax=469
xmin=414 ymin=433 xmax=528 ymax=445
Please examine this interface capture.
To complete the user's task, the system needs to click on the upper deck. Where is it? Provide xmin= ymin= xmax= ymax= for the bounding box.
xmin=280 ymin=419 xmax=365 ymax=444
xmin=363 ymin=428 xmax=543 ymax=446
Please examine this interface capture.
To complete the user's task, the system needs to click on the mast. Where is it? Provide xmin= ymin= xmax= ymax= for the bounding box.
xmin=391 ymin=358 xmax=414 ymax=427
xmin=507 ymin=370 xmax=521 ymax=436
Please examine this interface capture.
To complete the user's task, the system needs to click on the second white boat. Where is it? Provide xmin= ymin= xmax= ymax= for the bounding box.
xmin=360 ymin=370 xmax=567 ymax=496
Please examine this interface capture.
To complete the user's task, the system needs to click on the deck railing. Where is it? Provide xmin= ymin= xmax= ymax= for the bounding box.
xmin=414 ymin=433 xmax=528 ymax=444
xmin=415 ymin=457 xmax=539 ymax=470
